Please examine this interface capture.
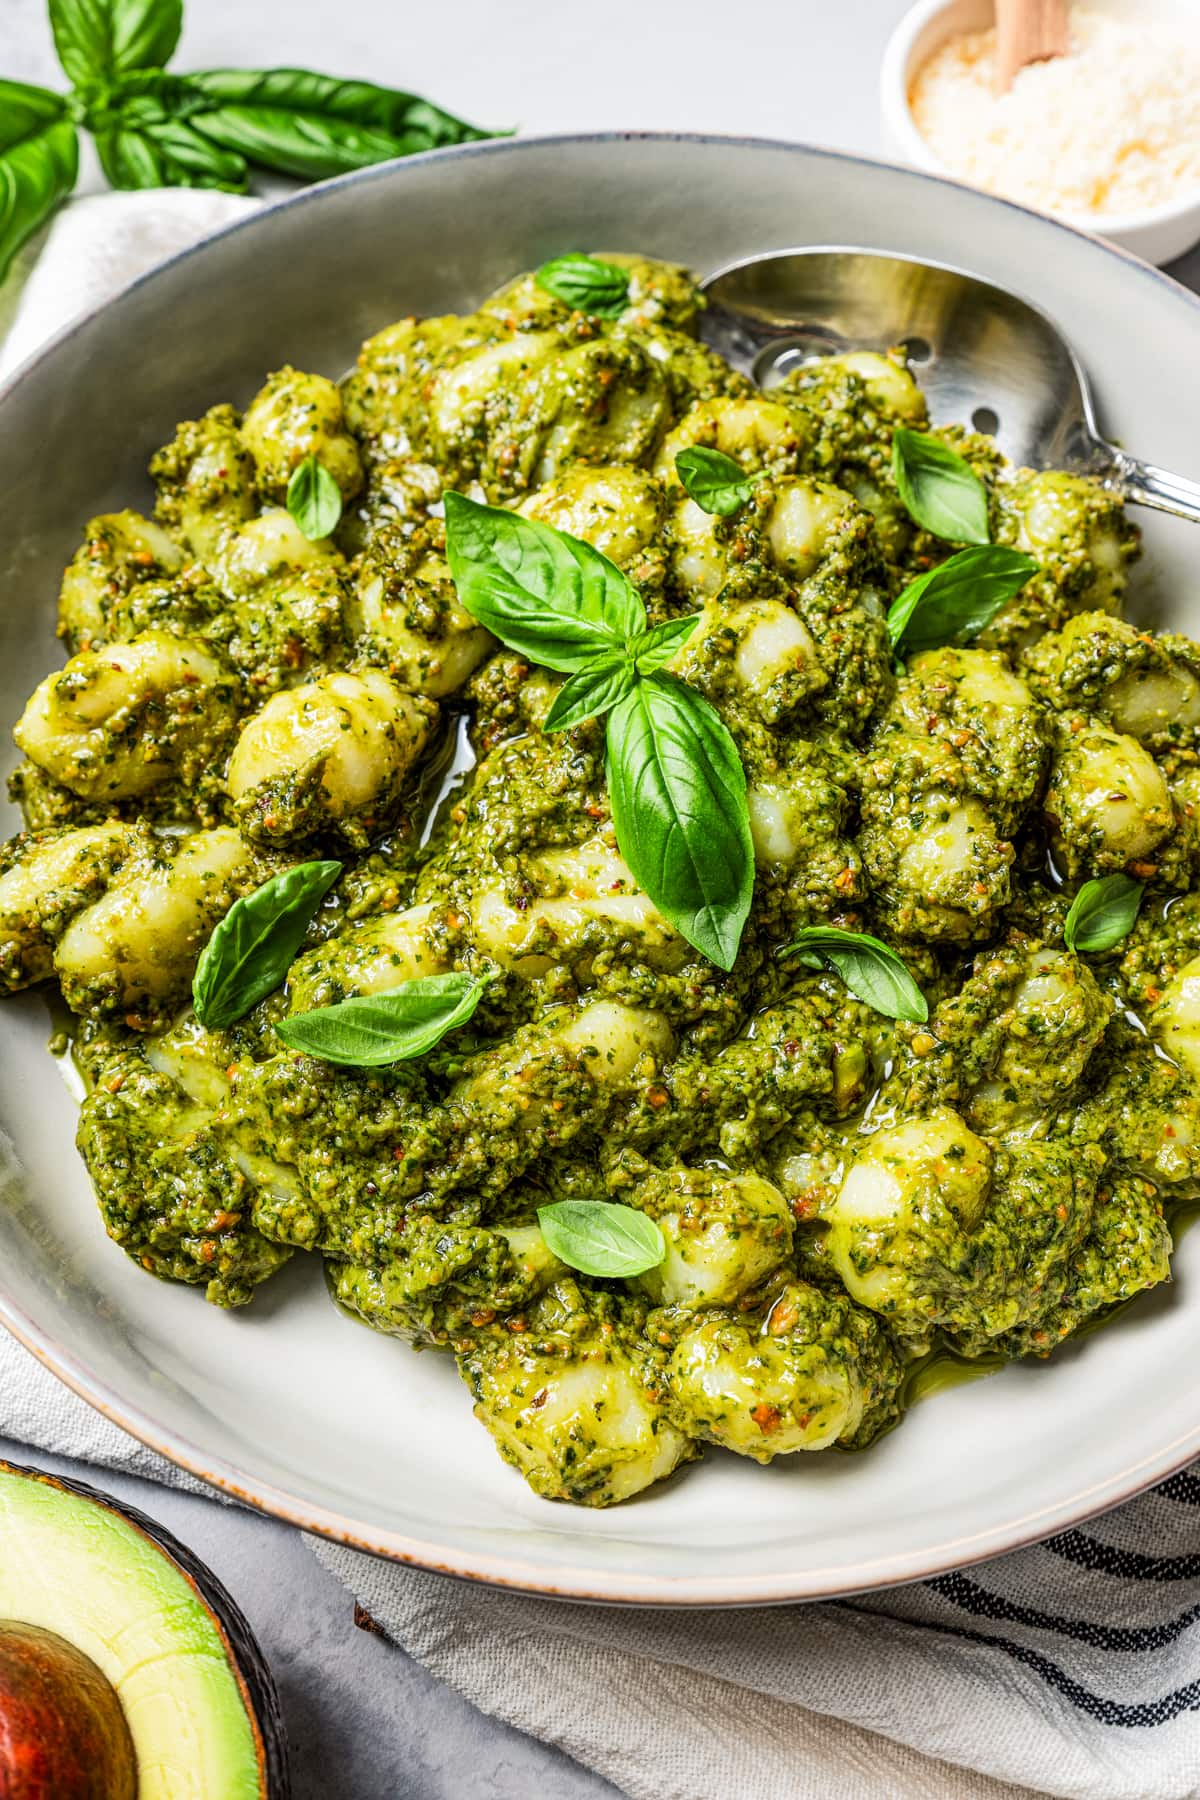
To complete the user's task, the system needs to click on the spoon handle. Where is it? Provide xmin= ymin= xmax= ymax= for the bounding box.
xmin=1105 ymin=449 xmax=1200 ymax=526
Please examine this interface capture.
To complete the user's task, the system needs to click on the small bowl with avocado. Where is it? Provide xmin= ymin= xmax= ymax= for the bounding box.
xmin=0 ymin=1458 xmax=288 ymax=1798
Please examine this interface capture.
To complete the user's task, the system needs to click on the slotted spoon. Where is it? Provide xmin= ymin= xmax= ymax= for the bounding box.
xmin=699 ymin=247 xmax=1200 ymax=524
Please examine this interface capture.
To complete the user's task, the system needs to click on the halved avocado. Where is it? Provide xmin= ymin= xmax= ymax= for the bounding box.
xmin=0 ymin=1460 xmax=289 ymax=1798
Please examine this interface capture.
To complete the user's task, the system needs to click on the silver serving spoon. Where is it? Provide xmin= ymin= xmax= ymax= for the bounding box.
xmin=699 ymin=247 xmax=1200 ymax=525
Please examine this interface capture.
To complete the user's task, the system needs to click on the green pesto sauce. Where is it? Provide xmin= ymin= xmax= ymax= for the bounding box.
xmin=6 ymin=249 xmax=1195 ymax=1509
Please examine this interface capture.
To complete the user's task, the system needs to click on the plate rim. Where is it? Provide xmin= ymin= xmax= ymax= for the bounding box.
xmin=2 ymin=128 xmax=1199 ymax=1604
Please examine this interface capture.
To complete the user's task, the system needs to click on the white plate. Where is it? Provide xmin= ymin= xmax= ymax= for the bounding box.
xmin=1 ymin=134 xmax=1198 ymax=1604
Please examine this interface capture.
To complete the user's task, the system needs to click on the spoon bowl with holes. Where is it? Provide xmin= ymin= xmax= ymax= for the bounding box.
xmin=700 ymin=247 xmax=1200 ymax=525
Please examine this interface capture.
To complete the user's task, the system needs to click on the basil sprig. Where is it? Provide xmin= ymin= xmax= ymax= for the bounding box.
xmin=892 ymin=429 xmax=990 ymax=545
xmin=0 ymin=79 xmax=79 ymax=280
xmin=780 ymin=926 xmax=928 ymax=1024
xmin=193 ymin=859 xmax=342 ymax=1029
xmin=0 ymin=1 xmax=500 ymax=281
xmin=1063 ymin=875 xmax=1145 ymax=955
xmin=887 ymin=546 xmax=1039 ymax=654
xmin=537 ymin=1201 xmax=665 ymax=1279
xmin=276 ymin=971 xmax=489 ymax=1066
xmin=445 ymin=492 xmax=751 ymax=970
xmin=674 ymin=446 xmax=760 ymax=517
xmin=534 ymin=253 xmax=630 ymax=318
xmin=286 ymin=455 xmax=343 ymax=541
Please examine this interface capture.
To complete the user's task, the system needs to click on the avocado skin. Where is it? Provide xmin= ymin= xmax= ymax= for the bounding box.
xmin=0 ymin=1459 xmax=291 ymax=1799
xmin=0 ymin=1620 xmax=136 ymax=1798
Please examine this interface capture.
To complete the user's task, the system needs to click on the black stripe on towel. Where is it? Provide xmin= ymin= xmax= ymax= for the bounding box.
xmin=1157 ymin=1471 xmax=1200 ymax=1507
xmin=842 ymin=1603 xmax=1200 ymax=1727
xmin=927 ymin=1569 xmax=1200 ymax=1651
xmin=1045 ymin=1530 xmax=1200 ymax=1583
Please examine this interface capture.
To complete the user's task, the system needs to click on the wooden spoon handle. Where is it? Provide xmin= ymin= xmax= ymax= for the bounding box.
xmin=994 ymin=0 xmax=1069 ymax=92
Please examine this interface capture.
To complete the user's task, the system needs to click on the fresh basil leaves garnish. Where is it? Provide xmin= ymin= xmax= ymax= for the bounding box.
xmin=444 ymin=493 xmax=752 ymax=970
xmin=892 ymin=429 xmax=990 ymax=545
xmin=193 ymin=859 xmax=342 ymax=1029
xmin=49 ymin=0 xmax=182 ymax=88
xmin=537 ymin=1201 xmax=665 ymax=1279
xmin=286 ymin=454 xmax=343 ymax=540
xmin=0 ymin=80 xmax=80 ymax=282
xmin=674 ymin=446 xmax=759 ymax=517
xmin=887 ymin=546 xmax=1039 ymax=654
xmin=543 ymin=654 xmax=637 ymax=734
xmin=633 ymin=614 xmax=700 ymax=673
xmin=1 ymin=5 xmax=500 ymax=280
xmin=1063 ymin=875 xmax=1145 ymax=955
xmin=781 ymin=927 xmax=928 ymax=1023
xmin=276 ymin=971 xmax=489 ymax=1066
xmin=444 ymin=492 xmax=643 ymax=670
xmin=607 ymin=677 xmax=753 ymax=972
xmin=534 ymin=253 xmax=630 ymax=318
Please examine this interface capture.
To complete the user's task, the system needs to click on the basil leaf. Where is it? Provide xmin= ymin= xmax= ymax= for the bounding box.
xmin=543 ymin=654 xmax=636 ymax=733
xmin=91 ymin=84 xmax=248 ymax=191
xmin=1063 ymin=874 xmax=1144 ymax=954
xmin=0 ymin=84 xmax=79 ymax=283
xmin=674 ymin=446 xmax=758 ymax=517
xmin=606 ymin=674 xmax=753 ymax=971
xmin=286 ymin=455 xmax=343 ymax=540
xmin=633 ymin=614 xmax=700 ymax=675
xmin=892 ymin=429 xmax=990 ymax=545
xmin=780 ymin=927 xmax=928 ymax=1023
xmin=534 ymin=253 xmax=630 ymax=318
xmin=48 ymin=0 xmax=182 ymax=87
xmin=182 ymin=69 xmax=497 ymax=180
xmin=193 ymin=859 xmax=342 ymax=1029
xmin=276 ymin=972 xmax=488 ymax=1066
xmin=887 ymin=546 xmax=1039 ymax=653
xmin=445 ymin=491 xmax=644 ymax=672
xmin=537 ymin=1201 xmax=665 ymax=1279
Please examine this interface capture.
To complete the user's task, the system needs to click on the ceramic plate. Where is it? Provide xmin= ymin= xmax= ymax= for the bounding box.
xmin=1 ymin=134 xmax=1198 ymax=1604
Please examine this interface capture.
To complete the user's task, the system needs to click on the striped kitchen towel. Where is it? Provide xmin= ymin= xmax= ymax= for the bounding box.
xmin=313 ymin=1472 xmax=1200 ymax=1800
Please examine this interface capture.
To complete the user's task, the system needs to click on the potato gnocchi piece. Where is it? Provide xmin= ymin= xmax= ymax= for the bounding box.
xmin=661 ymin=1278 xmax=904 ymax=1460
xmin=459 ymin=1279 xmax=694 ymax=1505
xmin=349 ymin=541 xmax=493 ymax=698
xmin=227 ymin=670 xmax=436 ymax=847
xmin=150 ymin=403 xmax=258 ymax=562
xmin=15 ymin=632 xmax=240 ymax=804
xmin=240 ymin=365 xmax=364 ymax=504
xmin=57 ymin=511 xmax=186 ymax=652
xmin=0 ymin=823 xmax=138 ymax=991
xmin=54 ymin=826 xmax=257 ymax=1025
xmin=632 ymin=1166 xmax=794 ymax=1308
xmin=1045 ymin=719 xmax=1173 ymax=879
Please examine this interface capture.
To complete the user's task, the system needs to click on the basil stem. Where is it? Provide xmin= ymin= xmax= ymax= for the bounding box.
xmin=1063 ymin=875 xmax=1145 ymax=955
xmin=533 ymin=253 xmax=630 ymax=318
xmin=674 ymin=446 xmax=759 ymax=517
xmin=286 ymin=454 xmax=343 ymax=541
xmin=537 ymin=1201 xmax=665 ymax=1279
xmin=276 ymin=971 xmax=489 ymax=1066
xmin=887 ymin=546 xmax=1039 ymax=654
xmin=193 ymin=859 xmax=343 ymax=1030
xmin=892 ymin=429 xmax=990 ymax=545
xmin=780 ymin=927 xmax=928 ymax=1023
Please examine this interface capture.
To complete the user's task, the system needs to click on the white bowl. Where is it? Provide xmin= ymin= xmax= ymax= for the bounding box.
xmin=1 ymin=133 xmax=1199 ymax=1604
xmin=881 ymin=0 xmax=1200 ymax=266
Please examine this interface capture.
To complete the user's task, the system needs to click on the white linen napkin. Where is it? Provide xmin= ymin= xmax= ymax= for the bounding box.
xmin=4 ymin=190 xmax=1200 ymax=1800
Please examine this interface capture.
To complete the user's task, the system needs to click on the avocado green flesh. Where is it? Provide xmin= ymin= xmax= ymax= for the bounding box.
xmin=0 ymin=1472 xmax=262 ymax=1798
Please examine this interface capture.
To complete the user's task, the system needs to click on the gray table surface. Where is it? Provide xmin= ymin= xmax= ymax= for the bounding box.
xmin=4 ymin=2 xmax=1199 ymax=1795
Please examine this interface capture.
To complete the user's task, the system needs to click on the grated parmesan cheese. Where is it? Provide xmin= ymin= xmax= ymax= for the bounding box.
xmin=909 ymin=3 xmax=1200 ymax=220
